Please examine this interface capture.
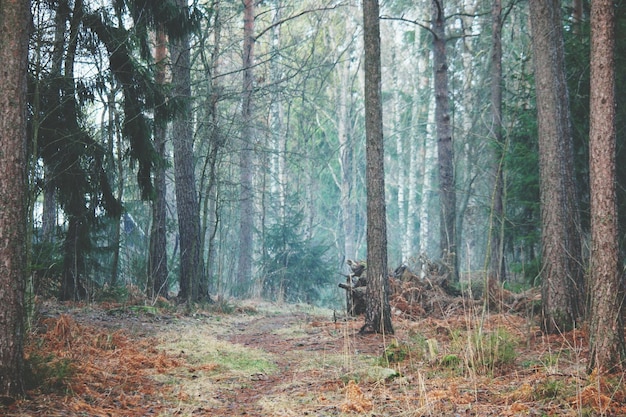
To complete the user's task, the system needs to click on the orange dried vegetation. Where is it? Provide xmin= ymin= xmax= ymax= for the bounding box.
xmin=341 ymin=380 xmax=373 ymax=413
xmin=569 ymin=370 xmax=626 ymax=416
xmin=11 ymin=314 xmax=183 ymax=416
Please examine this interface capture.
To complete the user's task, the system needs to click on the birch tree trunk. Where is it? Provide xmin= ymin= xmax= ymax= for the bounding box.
xmin=416 ymin=23 xmax=436 ymax=272
xmin=420 ymin=97 xmax=437 ymax=271
xmin=391 ymin=29 xmax=407 ymax=262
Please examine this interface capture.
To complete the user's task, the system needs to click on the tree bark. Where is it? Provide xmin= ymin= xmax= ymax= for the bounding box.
xmin=488 ymin=0 xmax=506 ymax=281
xmin=41 ymin=0 xmax=67 ymax=244
xmin=57 ymin=0 xmax=91 ymax=302
xmin=236 ymin=0 xmax=256 ymax=297
xmin=391 ymin=32 xmax=408 ymax=262
xmin=361 ymin=0 xmax=393 ymax=335
xmin=148 ymin=24 xmax=169 ymax=299
xmin=588 ymin=0 xmax=624 ymax=374
xmin=199 ymin=2 xmax=225 ymax=296
xmin=529 ymin=0 xmax=584 ymax=333
xmin=269 ymin=4 xmax=286 ymax=223
xmin=0 ymin=0 xmax=29 ymax=398
xmin=338 ymin=56 xmax=357 ymax=261
xmin=431 ymin=0 xmax=457 ymax=280
xmin=108 ymin=89 xmax=123 ymax=287
xmin=171 ymin=0 xmax=206 ymax=302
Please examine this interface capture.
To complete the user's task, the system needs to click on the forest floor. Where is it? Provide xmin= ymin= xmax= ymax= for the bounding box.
xmin=4 ymin=298 xmax=626 ymax=416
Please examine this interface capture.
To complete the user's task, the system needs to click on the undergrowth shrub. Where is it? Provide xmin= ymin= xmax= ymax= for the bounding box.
xmin=25 ymin=353 xmax=74 ymax=393
xmin=380 ymin=339 xmax=410 ymax=365
xmin=450 ymin=326 xmax=517 ymax=375
xmin=467 ymin=327 xmax=517 ymax=374
xmin=93 ymin=284 xmax=130 ymax=303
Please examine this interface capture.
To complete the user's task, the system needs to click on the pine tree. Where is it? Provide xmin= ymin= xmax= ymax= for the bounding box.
xmin=361 ymin=0 xmax=393 ymax=335
xmin=0 ymin=0 xmax=29 ymax=398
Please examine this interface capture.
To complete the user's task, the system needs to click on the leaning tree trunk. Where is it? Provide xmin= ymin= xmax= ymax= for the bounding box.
xmin=0 ymin=0 xmax=29 ymax=396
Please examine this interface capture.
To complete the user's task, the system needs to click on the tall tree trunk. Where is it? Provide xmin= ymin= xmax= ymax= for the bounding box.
xmin=109 ymin=89 xmax=123 ymax=286
xmin=0 ymin=0 xmax=29 ymax=397
xmin=199 ymin=1 xmax=224 ymax=295
xmin=431 ymin=0 xmax=457 ymax=280
xmin=270 ymin=3 xmax=286 ymax=222
xmin=148 ymin=24 xmax=169 ymax=299
xmin=237 ymin=0 xmax=256 ymax=297
xmin=418 ymin=28 xmax=436 ymax=272
xmin=338 ymin=57 xmax=357 ymax=261
xmin=41 ymin=167 xmax=57 ymax=242
xmin=488 ymin=0 xmax=506 ymax=281
xmin=361 ymin=0 xmax=393 ymax=335
xmin=588 ymin=0 xmax=624 ymax=374
xmin=41 ymin=0 xmax=69 ymax=244
xmin=571 ymin=0 xmax=583 ymax=34
xmin=171 ymin=0 xmax=206 ymax=302
xmin=60 ymin=0 xmax=89 ymax=301
xmin=529 ymin=0 xmax=584 ymax=333
xmin=391 ymin=32 xmax=408 ymax=262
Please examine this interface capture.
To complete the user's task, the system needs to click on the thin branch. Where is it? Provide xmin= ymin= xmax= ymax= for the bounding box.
xmin=502 ymin=0 xmax=523 ymax=27
xmin=255 ymin=4 xmax=348 ymax=41
xmin=379 ymin=15 xmax=435 ymax=37
xmin=381 ymin=15 xmax=481 ymax=42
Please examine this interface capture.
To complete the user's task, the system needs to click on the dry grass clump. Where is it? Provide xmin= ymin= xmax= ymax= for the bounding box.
xmin=341 ymin=380 xmax=373 ymax=413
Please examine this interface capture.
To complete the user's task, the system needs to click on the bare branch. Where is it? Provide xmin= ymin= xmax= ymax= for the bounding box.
xmin=379 ymin=15 xmax=435 ymax=37
xmin=255 ymin=3 xmax=349 ymax=41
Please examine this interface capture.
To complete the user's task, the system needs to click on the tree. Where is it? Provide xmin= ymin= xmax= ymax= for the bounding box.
xmin=588 ymin=0 xmax=624 ymax=374
xmin=529 ymin=0 xmax=584 ymax=333
xmin=33 ymin=0 xmax=196 ymax=299
xmin=361 ymin=0 xmax=393 ymax=335
xmin=488 ymin=0 xmax=505 ymax=282
xmin=237 ymin=0 xmax=256 ymax=297
xmin=197 ymin=2 xmax=226 ymax=296
xmin=171 ymin=0 xmax=206 ymax=302
xmin=0 ymin=0 xmax=29 ymax=398
xmin=148 ymin=24 xmax=169 ymax=299
xmin=431 ymin=0 xmax=457 ymax=280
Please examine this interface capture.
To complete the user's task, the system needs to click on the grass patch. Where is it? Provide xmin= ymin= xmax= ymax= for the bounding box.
xmin=162 ymin=331 xmax=276 ymax=375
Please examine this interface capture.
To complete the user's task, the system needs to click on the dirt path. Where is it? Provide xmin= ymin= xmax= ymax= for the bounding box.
xmin=215 ymin=314 xmax=342 ymax=415
xmin=165 ymin=311 xmax=386 ymax=416
xmin=7 ymin=302 xmax=625 ymax=416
